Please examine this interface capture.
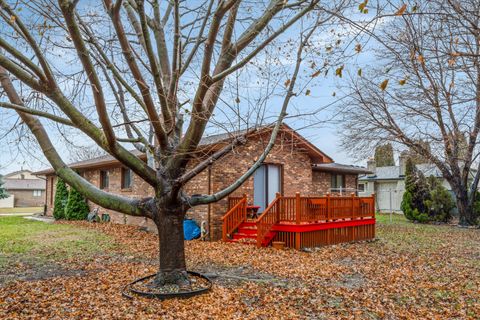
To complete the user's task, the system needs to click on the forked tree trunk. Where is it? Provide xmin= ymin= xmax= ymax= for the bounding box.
xmin=151 ymin=205 xmax=189 ymax=288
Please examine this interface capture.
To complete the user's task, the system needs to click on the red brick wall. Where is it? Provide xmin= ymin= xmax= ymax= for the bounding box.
xmin=45 ymin=175 xmax=55 ymax=215
xmin=312 ymin=171 xmax=331 ymax=194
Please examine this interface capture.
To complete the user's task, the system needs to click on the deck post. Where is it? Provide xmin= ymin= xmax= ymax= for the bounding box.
xmin=351 ymin=192 xmax=355 ymax=220
xmin=371 ymin=193 xmax=376 ymax=219
xmin=276 ymin=192 xmax=281 ymax=222
xmin=326 ymin=192 xmax=330 ymax=221
xmin=242 ymin=193 xmax=247 ymax=219
xmin=295 ymin=192 xmax=301 ymax=250
xmin=295 ymin=192 xmax=301 ymax=225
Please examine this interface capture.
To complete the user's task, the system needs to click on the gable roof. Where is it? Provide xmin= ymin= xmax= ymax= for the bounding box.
xmin=3 ymin=169 xmax=33 ymax=179
xmin=4 ymin=179 xmax=46 ymax=190
xmin=34 ymin=124 xmax=334 ymax=175
xmin=359 ymin=163 xmax=445 ymax=181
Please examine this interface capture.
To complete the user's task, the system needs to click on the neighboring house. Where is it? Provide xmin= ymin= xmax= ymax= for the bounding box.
xmin=1 ymin=170 xmax=46 ymax=208
xmin=358 ymin=155 xmax=459 ymax=213
xmin=36 ymin=125 xmax=371 ymax=240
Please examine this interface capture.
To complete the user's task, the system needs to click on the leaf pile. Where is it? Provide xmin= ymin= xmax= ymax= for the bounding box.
xmin=1 ymin=217 xmax=479 ymax=319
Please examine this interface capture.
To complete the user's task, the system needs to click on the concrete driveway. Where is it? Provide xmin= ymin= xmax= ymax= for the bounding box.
xmin=0 ymin=207 xmax=44 ymax=216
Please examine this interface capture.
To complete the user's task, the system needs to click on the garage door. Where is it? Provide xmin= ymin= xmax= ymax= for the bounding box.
xmin=375 ymin=182 xmax=402 ymax=212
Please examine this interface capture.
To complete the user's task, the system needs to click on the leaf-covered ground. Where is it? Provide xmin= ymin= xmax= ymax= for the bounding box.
xmin=0 ymin=214 xmax=479 ymax=319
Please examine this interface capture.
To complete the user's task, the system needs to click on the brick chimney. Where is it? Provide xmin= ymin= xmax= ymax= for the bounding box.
xmin=367 ymin=158 xmax=376 ymax=177
xmin=399 ymin=152 xmax=407 ymax=176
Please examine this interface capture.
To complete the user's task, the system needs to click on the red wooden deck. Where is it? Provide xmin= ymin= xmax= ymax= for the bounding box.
xmin=222 ymin=193 xmax=375 ymax=249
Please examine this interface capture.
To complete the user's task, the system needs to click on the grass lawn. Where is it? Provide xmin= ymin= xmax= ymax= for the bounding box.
xmin=1 ymin=214 xmax=479 ymax=319
xmin=0 ymin=216 xmax=115 ymax=277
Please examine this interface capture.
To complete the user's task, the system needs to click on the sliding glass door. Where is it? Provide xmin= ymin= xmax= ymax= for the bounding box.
xmin=253 ymin=164 xmax=282 ymax=212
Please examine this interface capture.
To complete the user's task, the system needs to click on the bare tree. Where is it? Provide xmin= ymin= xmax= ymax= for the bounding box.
xmin=69 ymin=145 xmax=107 ymax=162
xmin=0 ymin=0 xmax=352 ymax=288
xmin=340 ymin=0 xmax=480 ymax=225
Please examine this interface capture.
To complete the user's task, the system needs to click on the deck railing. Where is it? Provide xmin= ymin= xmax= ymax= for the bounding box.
xmin=276 ymin=193 xmax=375 ymax=224
xmin=222 ymin=194 xmax=247 ymax=241
xmin=255 ymin=193 xmax=375 ymax=246
xmin=256 ymin=193 xmax=281 ymax=247
xmin=224 ymin=193 xmax=375 ymax=247
xmin=227 ymin=196 xmax=244 ymax=210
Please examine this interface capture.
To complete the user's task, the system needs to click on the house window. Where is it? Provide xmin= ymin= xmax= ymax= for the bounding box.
xmin=100 ymin=170 xmax=109 ymax=189
xmin=33 ymin=190 xmax=42 ymax=197
xmin=358 ymin=183 xmax=365 ymax=192
xmin=331 ymin=174 xmax=345 ymax=190
xmin=121 ymin=168 xmax=132 ymax=189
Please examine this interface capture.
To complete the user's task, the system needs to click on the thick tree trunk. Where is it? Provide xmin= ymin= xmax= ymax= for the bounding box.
xmin=151 ymin=205 xmax=189 ymax=288
xmin=453 ymin=185 xmax=476 ymax=226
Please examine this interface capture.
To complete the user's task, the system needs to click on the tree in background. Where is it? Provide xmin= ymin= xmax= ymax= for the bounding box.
xmin=0 ymin=175 xmax=8 ymax=199
xmin=64 ymin=186 xmax=90 ymax=221
xmin=341 ymin=1 xmax=480 ymax=225
xmin=374 ymin=143 xmax=395 ymax=167
xmin=404 ymin=141 xmax=431 ymax=165
xmin=53 ymin=178 xmax=69 ymax=220
xmin=401 ymin=158 xmax=430 ymax=222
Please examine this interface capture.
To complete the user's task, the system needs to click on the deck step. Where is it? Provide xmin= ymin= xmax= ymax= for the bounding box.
xmin=233 ymin=233 xmax=257 ymax=240
xmin=238 ymin=227 xmax=257 ymax=235
xmin=240 ymin=221 xmax=256 ymax=228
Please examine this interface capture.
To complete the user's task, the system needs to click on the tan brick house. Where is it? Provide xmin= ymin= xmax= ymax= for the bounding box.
xmin=1 ymin=170 xmax=46 ymax=208
xmin=36 ymin=125 xmax=370 ymax=240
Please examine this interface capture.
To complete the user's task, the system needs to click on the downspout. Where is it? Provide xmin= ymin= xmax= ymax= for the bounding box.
xmin=207 ymin=165 xmax=212 ymax=241
xmin=43 ymin=176 xmax=49 ymax=216
xmin=355 ymin=176 xmax=358 ymax=196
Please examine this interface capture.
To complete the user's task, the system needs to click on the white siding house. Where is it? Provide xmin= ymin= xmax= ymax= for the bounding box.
xmin=358 ymin=156 xmax=457 ymax=213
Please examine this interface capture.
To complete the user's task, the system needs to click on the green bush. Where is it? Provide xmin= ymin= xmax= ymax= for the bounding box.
xmin=425 ymin=181 xmax=455 ymax=222
xmin=64 ymin=186 xmax=90 ymax=220
xmin=401 ymin=158 xmax=430 ymax=222
xmin=53 ymin=178 xmax=69 ymax=220
xmin=401 ymin=158 xmax=456 ymax=223
xmin=0 ymin=176 xmax=8 ymax=199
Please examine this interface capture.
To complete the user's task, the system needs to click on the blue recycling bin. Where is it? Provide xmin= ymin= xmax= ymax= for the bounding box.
xmin=183 ymin=219 xmax=201 ymax=240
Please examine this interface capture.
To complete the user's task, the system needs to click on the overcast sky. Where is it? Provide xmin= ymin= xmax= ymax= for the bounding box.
xmin=0 ymin=2 xmax=386 ymax=176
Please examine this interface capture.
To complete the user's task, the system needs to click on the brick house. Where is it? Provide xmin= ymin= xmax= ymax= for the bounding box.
xmin=36 ymin=125 xmax=370 ymax=240
xmin=0 ymin=170 xmax=46 ymax=208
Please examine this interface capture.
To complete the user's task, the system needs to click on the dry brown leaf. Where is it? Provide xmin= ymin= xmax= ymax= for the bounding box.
xmin=395 ymin=4 xmax=407 ymax=16
xmin=380 ymin=79 xmax=389 ymax=91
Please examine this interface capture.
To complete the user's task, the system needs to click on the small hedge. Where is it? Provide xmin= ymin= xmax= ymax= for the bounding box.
xmin=401 ymin=158 xmax=455 ymax=223
xmin=64 ymin=186 xmax=90 ymax=220
xmin=53 ymin=178 xmax=69 ymax=220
